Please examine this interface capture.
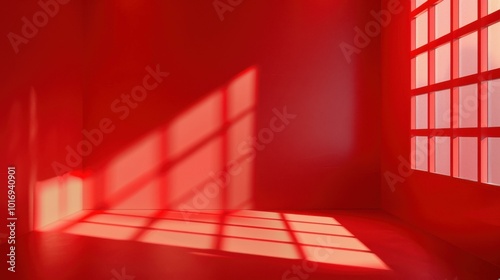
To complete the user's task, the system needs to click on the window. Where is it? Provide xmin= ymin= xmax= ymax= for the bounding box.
xmin=411 ymin=0 xmax=500 ymax=185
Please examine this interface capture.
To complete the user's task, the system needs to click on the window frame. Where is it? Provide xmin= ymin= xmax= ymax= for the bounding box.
xmin=410 ymin=0 xmax=500 ymax=184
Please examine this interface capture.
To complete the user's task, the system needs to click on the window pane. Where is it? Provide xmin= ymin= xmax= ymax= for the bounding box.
xmin=458 ymin=137 xmax=478 ymax=181
xmin=435 ymin=0 xmax=451 ymax=38
xmin=459 ymin=32 xmax=478 ymax=77
xmin=416 ymin=11 xmax=428 ymax=49
xmin=488 ymin=22 xmax=500 ymax=70
xmin=435 ymin=43 xmax=450 ymax=83
xmin=435 ymin=89 xmax=451 ymax=128
xmin=434 ymin=137 xmax=451 ymax=175
xmin=459 ymin=84 xmax=478 ymax=128
xmin=415 ymin=94 xmax=428 ymax=129
xmin=459 ymin=0 xmax=478 ymax=28
xmin=416 ymin=52 xmax=429 ymax=88
xmin=488 ymin=79 xmax=500 ymax=127
xmin=415 ymin=0 xmax=426 ymax=10
xmin=488 ymin=138 xmax=500 ymax=185
xmin=414 ymin=136 xmax=429 ymax=171
xmin=489 ymin=0 xmax=500 ymax=14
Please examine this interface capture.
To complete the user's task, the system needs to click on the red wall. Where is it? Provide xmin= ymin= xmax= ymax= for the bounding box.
xmin=381 ymin=0 xmax=500 ymax=267
xmin=0 ymin=0 xmax=384 ymax=236
xmin=0 ymin=1 xmax=84 ymax=235
xmin=2 ymin=0 xmax=499 ymax=270
xmin=82 ymin=0 xmax=382 ymax=210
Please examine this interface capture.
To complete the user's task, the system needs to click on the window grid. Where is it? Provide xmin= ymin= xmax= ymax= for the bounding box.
xmin=411 ymin=0 xmax=500 ymax=185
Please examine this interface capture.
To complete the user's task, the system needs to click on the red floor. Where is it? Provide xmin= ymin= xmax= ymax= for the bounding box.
xmin=1 ymin=210 xmax=499 ymax=280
